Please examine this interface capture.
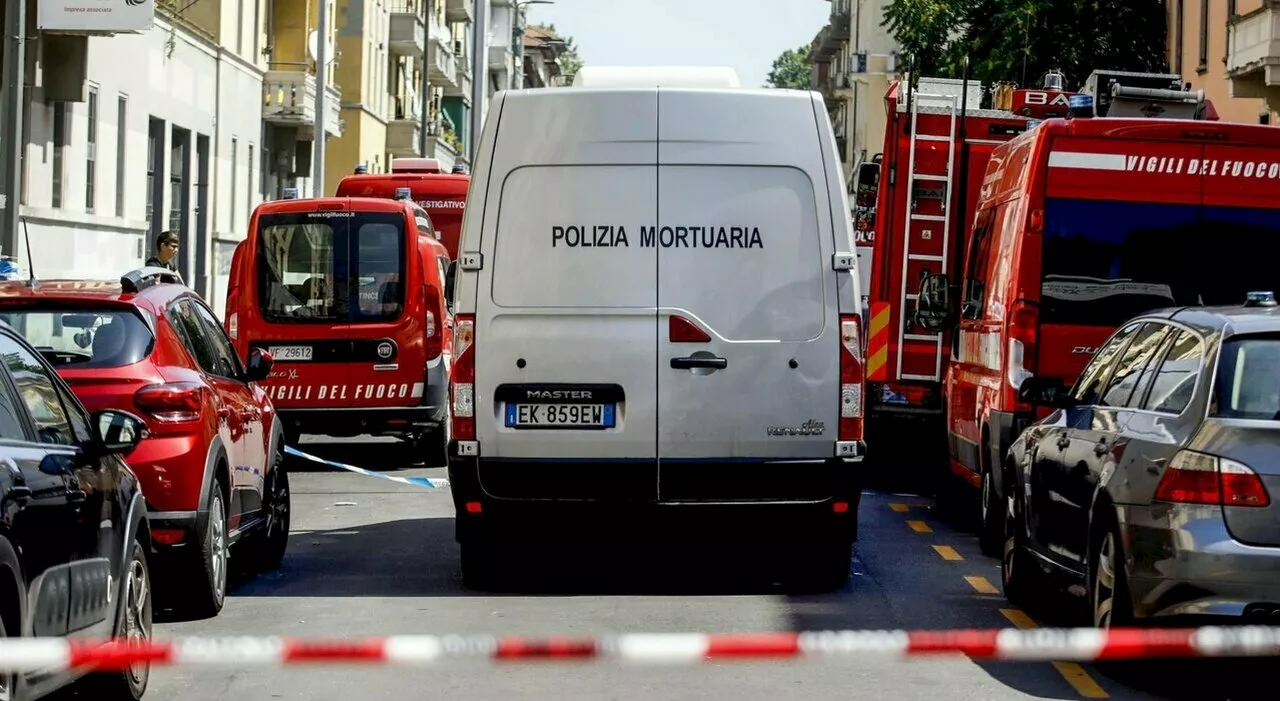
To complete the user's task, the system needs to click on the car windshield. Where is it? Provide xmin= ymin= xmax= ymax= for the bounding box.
xmin=0 ymin=308 xmax=154 ymax=368
xmin=1041 ymin=198 xmax=1280 ymax=326
xmin=256 ymin=211 xmax=407 ymax=324
xmin=1213 ymin=334 xmax=1280 ymax=420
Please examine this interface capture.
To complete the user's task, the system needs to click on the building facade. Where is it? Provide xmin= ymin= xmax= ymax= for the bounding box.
xmin=11 ymin=0 xmax=287 ymax=318
xmin=809 ymin=0 xmax=897 ymax=187
xmin=1220 ymin=0 xmax=1280 ymax=123
xmin=1171 ymin=0 xmax=1272 ymax=123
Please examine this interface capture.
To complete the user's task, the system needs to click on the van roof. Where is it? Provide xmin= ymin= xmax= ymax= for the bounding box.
xmin=253 ymin=196 xmax=413 ymax=215
xmin=571 ymin=66 xmax=742 ymax=88
xmin=336 ymin=173 xmax=470 ymax=197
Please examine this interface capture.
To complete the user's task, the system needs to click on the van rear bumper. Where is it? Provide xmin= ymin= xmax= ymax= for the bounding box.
xmin=447 ymin=454 xmax=862 ymax=544
xmin=280 ymin=364 xmax=449 ymax=438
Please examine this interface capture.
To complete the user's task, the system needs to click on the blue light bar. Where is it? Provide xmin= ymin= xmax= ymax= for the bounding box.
xmin=1068 ymin=94 xmax=1093 ymax=109
xmin=394 ymin=187 xmax=413 ymax=200
xmin=281 ymin=187 xmax=299 ymax=200
xmin=1026 ymin=119 xmax=1043 ymax=129
xmin=1246 ymin=290 xmax=1277 ymax=306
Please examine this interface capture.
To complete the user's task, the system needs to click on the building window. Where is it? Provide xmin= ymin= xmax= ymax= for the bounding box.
xmin=116 ymin=96 xmax=127 ymax=217
xmin=52 ymin=102 xmax=68 ymax=209
xmin=169 ymin=135 xmax=185 ymax=234
xmin=1198 ymin=0 xmax=1209 ymax=72
xmin=246 ymin=144 xmax=254 ymax=218
xmin=237 ymin=0 xmax=245 ymax=54
xmin=86 ymin=87 xmax=98 ymax=213
xmin=230 ymin=137 xmax=238 ymax=230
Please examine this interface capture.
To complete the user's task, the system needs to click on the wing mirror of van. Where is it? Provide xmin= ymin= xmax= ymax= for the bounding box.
xmin=445 ymin=260 xmax=457 ymax=306
xmin=914 ymin=271 xmax=955 ymax=332
xmin=244 ymin=348 xmax=275 ymax=383
xmin=1017 ymin=376 xmax=1074 ymax=408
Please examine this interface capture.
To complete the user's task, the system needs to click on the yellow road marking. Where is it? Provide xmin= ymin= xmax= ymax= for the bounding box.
xmin=889 ymin=502 xmax=911 ymax=513
xmin=1000 ymin=609 xmax=1110 ymax=699
xmin=964 ymin=575 xmax=999 ymax=594
xmin=932 ymin=545 xmax=963 ymax=561
xmin=907 ymin=519 xmax=932 ymax=533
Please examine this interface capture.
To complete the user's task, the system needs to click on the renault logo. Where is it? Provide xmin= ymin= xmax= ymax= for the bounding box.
xmin=376 ymin=342 xmax=394 ymax=359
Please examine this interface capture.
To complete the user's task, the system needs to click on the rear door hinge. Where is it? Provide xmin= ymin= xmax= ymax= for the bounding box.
xmin=832 ymin=253 xmax=855 ymax=271
xmin=459 ymin=252 xmax=484 ymax=271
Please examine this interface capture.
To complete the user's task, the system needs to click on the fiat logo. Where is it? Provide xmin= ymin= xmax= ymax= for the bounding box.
xmin=376 ymin=342 xmax=394 ymax=359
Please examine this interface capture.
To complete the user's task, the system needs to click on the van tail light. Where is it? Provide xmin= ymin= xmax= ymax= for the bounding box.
xmin=839 ymin=314 xmax=864 ymax=441
xmin=227 ymin=311 xmax=239 ymax=342
xmin=423 ymin=283 xmax=443 ymax=360
xmin=450 ymin=314 xmax=476 ymax=441
xmin=669 ymin=315 xmax=711 ymax=343
xmin=1006 ymin=301 xmax=1038 ymax=408
xmin=1154 ymin=450 xmax=1270 ymax=507
xmin=134 ymin=382 xmax=205 ymax=424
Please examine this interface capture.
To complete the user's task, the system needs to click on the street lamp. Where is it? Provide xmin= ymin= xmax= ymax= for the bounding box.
xmin=513 ymin=0 xmax=555 ymax=89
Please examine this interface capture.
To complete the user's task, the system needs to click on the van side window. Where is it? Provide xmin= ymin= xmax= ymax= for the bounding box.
xmin=961 ymin=207 xmax=996 ymax=320
xmin=1098 ymin=323 xmax=1170 ymax=408
xmin=1142 ymin=330 xmax=1204 ymax=414
xmin=1070 ymin=323 xmax=1140 ymax=405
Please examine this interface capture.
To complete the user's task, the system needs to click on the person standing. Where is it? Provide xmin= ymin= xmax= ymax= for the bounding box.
xmin=145 ymin=231 xmax=180 ymax=272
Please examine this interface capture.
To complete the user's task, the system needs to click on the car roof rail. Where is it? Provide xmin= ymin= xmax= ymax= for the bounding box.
xmin=121 ymin=266 xmax=185 ymax=293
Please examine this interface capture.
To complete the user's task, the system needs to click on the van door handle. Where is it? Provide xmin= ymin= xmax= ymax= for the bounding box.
xmin=670 ymin=356 xmax=727 ymax=370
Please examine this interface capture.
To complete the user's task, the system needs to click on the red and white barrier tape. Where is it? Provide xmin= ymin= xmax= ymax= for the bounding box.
xmin=3 ymin=627 xmax=1280 ymax=672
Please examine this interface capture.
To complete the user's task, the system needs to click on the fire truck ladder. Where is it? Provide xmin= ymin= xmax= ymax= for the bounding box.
xmin=896 ymin=87 xmax=959 ymax=383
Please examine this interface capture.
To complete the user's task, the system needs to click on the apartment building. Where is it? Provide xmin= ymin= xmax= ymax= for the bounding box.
xmin=424 ymin=0 xmax=475 ymax=167
xmin=7 ymin=0 xmax=292 ymax=317
xmin=1216 ymin=0 xmax=1280 ymax=123
xmin=809 ymin=0 xmax=898 ymax=186
xmin=522 ymin=25 xmax=565 ymax=87
xmin=1170 ymin=0 xmax=1271 ymax=123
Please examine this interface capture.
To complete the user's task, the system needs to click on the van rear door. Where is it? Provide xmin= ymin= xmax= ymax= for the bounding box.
xmin=473 ymin=90 xmax=659 ymax=501
xmin=252 ymin=210 xmax=355 ymax=408
xmin=1039 ymin=136 xmax=1205 ymax=383
xmin=655 ymin=89 xmax=838 ymax=502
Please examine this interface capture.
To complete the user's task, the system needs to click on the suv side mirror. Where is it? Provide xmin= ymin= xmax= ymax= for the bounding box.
xmin=92 ymin=409 xmax=148 ymax=456
xmin=445 ymin=260 xmax=457 ymax=305
xmin=1017 ymin=376 xmax=1074 ymax=408
xmin=914 ymin=271 xmax=955 ymax=332
xmin=244 ymin=348 xmax=274 ymax=383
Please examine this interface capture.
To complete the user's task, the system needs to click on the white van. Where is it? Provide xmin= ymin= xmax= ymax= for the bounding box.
xmin=446 ymin=74 xmax=867 ymax=590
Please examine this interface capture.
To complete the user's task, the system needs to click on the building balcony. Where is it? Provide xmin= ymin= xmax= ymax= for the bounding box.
xmin=445 ymin=0 xmax=473 ymax=23
xmin=829 ymin=70 xmax=853 ymax=98
xmin=1228 ymin=1 xmax=1280 ymax=100
xmin=430 ymin=41 xmax=459 ymax=89
xmin=489 ymin=44 xmax=515 ymax=72
xmin=446 ymin=60 xmax=472 ymax=99
xmin=389 ymin=7 xmax=427 ymax=58
xmin=262 ymin=70 xmax=343 ymax=138
xmin=829 ymin=0 xmax=851 ymax=40
xmin=425 ymin=122 xmax=460 ymax=166
xmin=387 ymin=117 xmax=423 ymax=158
xmin=811 ymin=27 xmax=837 ymax=62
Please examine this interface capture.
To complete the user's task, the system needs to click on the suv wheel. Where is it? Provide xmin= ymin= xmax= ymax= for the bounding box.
xmin=251 ymin=444 xmax=291 ymax=571
xmin=171 ymin=478 xmax=228 ymax=618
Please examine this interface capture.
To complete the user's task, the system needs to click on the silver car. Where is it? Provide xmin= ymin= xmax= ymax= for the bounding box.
xmin=1003 ymin=291 xmax=1280 ymax=627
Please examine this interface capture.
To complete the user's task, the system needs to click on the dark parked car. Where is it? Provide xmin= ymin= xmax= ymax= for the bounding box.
xmin=0 ymin=320 xmax=153 ymax=700
xmin=1002 ymin=291 xmax=1280 ymax=629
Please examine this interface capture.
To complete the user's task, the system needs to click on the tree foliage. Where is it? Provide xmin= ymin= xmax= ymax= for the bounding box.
xmin=882 ymin=0 xmax=1167 ymax=91
xmin=765 ymin=46 xmax=813 ymax=89
xmin=530 ymin=23 xmax=584 ymax=85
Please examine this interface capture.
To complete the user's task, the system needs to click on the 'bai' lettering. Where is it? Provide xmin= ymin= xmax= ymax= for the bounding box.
xmin=551 ymin=225 xmax=630 ymax=247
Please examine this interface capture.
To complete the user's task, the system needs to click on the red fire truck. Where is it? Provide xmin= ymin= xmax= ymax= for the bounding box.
xmin=860 ymin=63 xmax=1217 ymax=483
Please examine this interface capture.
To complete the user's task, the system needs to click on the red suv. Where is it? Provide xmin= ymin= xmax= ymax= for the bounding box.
xmin=0 ymin=267 xmax=290 ymax=618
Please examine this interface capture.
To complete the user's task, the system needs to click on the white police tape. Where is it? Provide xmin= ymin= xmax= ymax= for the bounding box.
xmin=283 ymin=446 xmax=450 ymax=489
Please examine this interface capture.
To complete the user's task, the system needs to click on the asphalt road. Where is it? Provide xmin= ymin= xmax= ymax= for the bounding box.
xmin=110 ymin=437 xmax=1270 ymax=701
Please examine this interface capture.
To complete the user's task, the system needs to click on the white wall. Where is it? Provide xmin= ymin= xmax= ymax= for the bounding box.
xmin=19 ymin=18 xmax=263 ymax=319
